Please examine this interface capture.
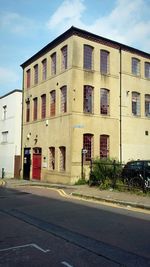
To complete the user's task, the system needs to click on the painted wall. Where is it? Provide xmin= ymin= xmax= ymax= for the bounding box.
xmin=22 ymin=33 xmax=150 ymax=184
xmin=0 ymin=90 xmax=22 ymax=178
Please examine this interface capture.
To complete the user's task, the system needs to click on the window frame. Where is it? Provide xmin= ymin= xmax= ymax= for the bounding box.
xmin=145 ymin=62 xmax=150 ymax=79
xmin=61 ymin=45 xmax=68 ymax=70
xmin=132 ymin=57 xmax=140 ymax=76
xmin=100 ymin=50 xmax=109 ymax=75
xmin=100 ymin=88 xmax=109 ymax=115
xmin=83 ymin=133 xmax=94 ymax=161
xmin=49 ymin=147 xmax=55 ymax=170
xmin=33 ymin=97 xmax=38 ymax=121
xmin=83 ymin=85 xmax=93 ymax=114
xmin=26 ymin=69 xmax=31 ymax=88
xmin=51 ymin=52 xmax=56 ymax=75
xmin=34 ymin=64 xmax=38 ymax=85
xmin=41 ymin=94 xmax=46 ymax=119
xmin=59 ymin=146 xmax=66 ymax=171
xmin=42 ymin=58 xmax=47 ymax=81
xmin=50 ymin=90 xmax=56 ymax=116
xmin=100 ymin=135 xmax=109 ymax=159
xmin=83 ymin=44 xmax=93 ymax=70
xmin=132 ymin=92 xmax=140 ymax=116
xmin=60 ymin=86 xmax=67 ymax=113
xmin=26 ymin=100 xmax=30 ymax=122
xmin=145 ymin=94 xmax=150 ymax=117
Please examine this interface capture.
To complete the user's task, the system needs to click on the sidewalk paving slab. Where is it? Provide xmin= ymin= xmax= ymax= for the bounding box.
xmin=1 ymin=178 xmax=150 ymax=211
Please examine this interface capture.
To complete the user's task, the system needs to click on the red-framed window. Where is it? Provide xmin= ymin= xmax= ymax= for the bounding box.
xmin=83 ymin=134 xmax=93 ymax=161
xmin=42 ymin=59 xmax=47 ymax=80
xmin=51 ymin=52 xmax=56 ymax=75
xmin=41 ymin=94 xmax=46 ymax=119
xmin=26 ymin=100 xmax=30 ymax=122
xmin=100 ymin=88 xmax=109 ymax=115
xmin=83 ymin=85 xmax=93 ymax=113
xmin=132 ymin=92 xmax=140 ymax=116
xmin=50 ymin=90 xmax=56 ymax=116
xmin=100 ymin=50 xmax=109 ymax=74
xmin=132 ymin=58 xmax=140 ymax=76
xmin=33 ymin=97 xmax=38 ymax=121
xmin=59 ymin=146 xmax=66 ymax=171
xmin=145 ymin=62 xmax=150 ymax=79
xmin=84 ymin=45 xmax=93 ymax=70
xmin=100 ymin=135 xmax=109 ymax=159
xmin=49 ymin=147 xmax=55 ymax=170
xmin=61 ymin=46 xmax=67 ymax=70
xmin=61 ymin=86 xmax=67 ymax=113
xmin=26 ymin=69 xmax=31 ymax=88
xmin=34 ymin=64 xmax=38 ymax=85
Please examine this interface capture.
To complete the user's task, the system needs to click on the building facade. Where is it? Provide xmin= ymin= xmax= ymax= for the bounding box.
xmin=0 ymin=89 xmax=22 ymax=178
xmin=21 ymin=27 xmax=150 ymax=184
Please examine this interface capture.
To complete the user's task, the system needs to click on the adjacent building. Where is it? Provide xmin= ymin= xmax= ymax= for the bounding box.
xmin=21 ymin=26 xmax=150 ymax=184
xmin=0 ymin=89 xmax=22 ymax=178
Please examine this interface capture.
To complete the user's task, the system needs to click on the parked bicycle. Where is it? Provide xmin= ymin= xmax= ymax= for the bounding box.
xmin=128 ymin=174 xmax=150 ymax=192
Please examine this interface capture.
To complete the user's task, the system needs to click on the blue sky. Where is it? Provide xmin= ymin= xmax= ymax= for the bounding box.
xmin=0 ymin=0 xmax=150 ymax=96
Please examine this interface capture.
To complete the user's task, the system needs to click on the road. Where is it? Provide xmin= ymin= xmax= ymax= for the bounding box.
xmin=0 ymin=185 xmax=150 ymax=266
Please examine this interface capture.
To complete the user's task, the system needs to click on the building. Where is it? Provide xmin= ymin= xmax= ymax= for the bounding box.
xmin=0 ymin=89 xmax=22 ymax=178
xmin=21 ymin=26 xmax=150 ymax=184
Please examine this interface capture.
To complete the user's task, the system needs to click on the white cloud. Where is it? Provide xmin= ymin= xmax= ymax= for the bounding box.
xmin=0 ymin=67 xmax=19 ymax=84
xmin=46 ymin=0 xmax=150 ymax=52
xmin=0 ymin=11 xmax=35 ymax=35
xmin=46 ymin=0 xmax=86 ymax=32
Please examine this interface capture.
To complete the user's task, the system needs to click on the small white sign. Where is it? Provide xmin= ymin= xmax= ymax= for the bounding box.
xmin=82 ymin=149 xmax=88 ymax=154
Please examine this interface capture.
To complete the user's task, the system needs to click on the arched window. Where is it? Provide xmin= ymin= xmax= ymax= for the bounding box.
xmin=100 ymin=50 xmax=109 ymax=74
xmin=100 ymin=88 xmax=109 ymax=115
xmin=83 ymin=134 xmax=94 ymax=161
xmin=84 ymin=45 xmax=93 ymax=70
xmin=132 ymin=92 xmax=140 ymax=116
xmin=100 ymin=135 xmax=109 ymax=159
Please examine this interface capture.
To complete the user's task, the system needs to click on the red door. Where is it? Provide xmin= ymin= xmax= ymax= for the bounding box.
xmin=32 ymin=153 xmax=41 ymax=180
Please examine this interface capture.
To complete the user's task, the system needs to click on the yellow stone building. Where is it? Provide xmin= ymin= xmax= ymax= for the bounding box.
xmin=21 ymin=26 xmax=150 ymax=184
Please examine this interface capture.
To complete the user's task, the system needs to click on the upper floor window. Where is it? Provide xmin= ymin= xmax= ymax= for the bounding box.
xmin=83 ymin=85 xmax=93 ymax=113
xmin=83 ymin=134 xmax=93 ymax=161
xmin=42 ymin=59 xmax=47 ymax=80
xmin=51 ymin=52 xmax=56 ymax=75
xmin=132 ymin=58 xmax=140 ymax=76
xmin=49 ymin=147 xmax=55 ymax=170
xmin=2 ymin=131 xmax=8 ymax=143
xmin=132 ymin=92 xmax=140 ymax=116
xmin=84 ymin=45 xmax=93 ymax=70
xmin=60 ymin=86 xmax=67 ymax=113
xmin=145 ymin=62 xmax=150 ymax=79
xmin=33 ymin=97 xmax=38 ymax=121
xmin=26 ymin=100 xmax=30 ymax=122
xmin=61 ymin=46 xmax=67 ymax=70
xmin=34 ymin=64 xmax=38 ymax=85
xmin=50 ymin=90 xmax=56 ymax=116
xmin=145 ymin=94 xmax=150 ymax=117
xmin=100 ymin=88 xmax=109 ymax=115
xmin=26 ymin=69 xmax=31 ymax=88
xmin=59 ymin=146 xmax=66 ymax=171
xmin=100 ymin=50 xmax=109 ymax=74
xmin=41 ymin=94 xmax=46 ymax=119
xmin=100 ymin=135 xmax=109 ymax=159
xmin=3 ymin=105 xmax=7 ymax=120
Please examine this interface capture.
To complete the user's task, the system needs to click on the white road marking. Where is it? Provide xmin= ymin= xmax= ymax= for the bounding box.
xmin=61 ymin=261 xmax=74 ymax=267
xmin=0 ymin=243 xmax=50 ymax=253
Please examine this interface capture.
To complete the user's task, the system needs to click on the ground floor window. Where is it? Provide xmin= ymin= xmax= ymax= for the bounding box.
xmin=59 ymin=146 xmax=66 ymax=171
xmin=100 ymin=135 xmax=109 ymax=158
xmin=83 ymin=134 xmax=93 ymax=161
xmin=49 ymin=147 xmax=55 ymax=170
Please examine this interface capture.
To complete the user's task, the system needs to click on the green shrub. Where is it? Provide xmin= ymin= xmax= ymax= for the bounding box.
xmin=90 ymin=157 xmax=123 ymax=188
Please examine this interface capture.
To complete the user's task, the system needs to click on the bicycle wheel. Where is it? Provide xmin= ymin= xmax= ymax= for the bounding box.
xmin=129 ymin=176 xmax=143 ymax=191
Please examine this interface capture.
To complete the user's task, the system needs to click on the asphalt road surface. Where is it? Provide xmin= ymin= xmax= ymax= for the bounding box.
xmin=0 ymin=185 xmax=150 ymax=267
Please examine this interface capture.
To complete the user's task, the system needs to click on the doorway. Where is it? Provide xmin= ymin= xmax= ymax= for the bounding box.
xmin=32 ymin=147 xmax=42 ymax=180
xmin=23 ymin=148 xmax=31 ymax=180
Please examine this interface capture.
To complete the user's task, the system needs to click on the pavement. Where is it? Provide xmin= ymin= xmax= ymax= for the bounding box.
xmin=0 ymin=178 xmax=150 ymax=211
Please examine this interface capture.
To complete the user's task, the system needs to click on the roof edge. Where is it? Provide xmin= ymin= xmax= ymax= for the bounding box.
xmin=21 ymin=26 xmax=150 ymax=69
xmin=0 ymin=89 xmax=22 ymax=99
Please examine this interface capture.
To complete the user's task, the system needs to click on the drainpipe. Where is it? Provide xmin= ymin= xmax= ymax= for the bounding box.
xmin=119 ymin=47 xmax=122 ymax=163
xmin=20 ymin=67 xmax=24 ymax=179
